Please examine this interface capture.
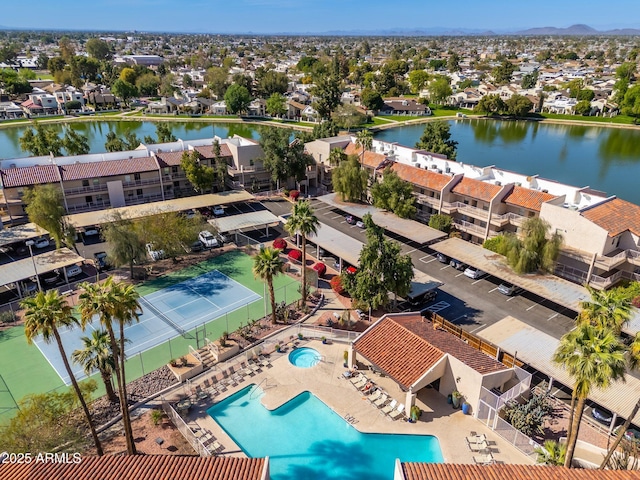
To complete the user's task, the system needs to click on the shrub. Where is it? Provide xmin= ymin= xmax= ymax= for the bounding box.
xmin=273 ymin=237 xmax=287 ymax=249
xmin=313 ymin=262 xmax=327 ymax=276
xmin=330 ymin=275 xmax=345 ymax=294
xmin=289 ymin=190 xmax=300 ymax=201
xmin=288 ymin=249 xmax=302 ymax=261
xmin=283 ymin=188 xmax=290 ymax=197
xmin=150 ymin=409 xmax=164 ymax=426
xmin=0 ymin=310 xmax=16 ymax=325
xmin=502 ymin=390 xmax=553 ymax=437
xmin=428 ymin=214 xmax=452 ymax=233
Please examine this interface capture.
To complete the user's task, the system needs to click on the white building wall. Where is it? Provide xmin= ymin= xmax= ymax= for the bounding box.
xmin=540 ymin=203 xmax=610 ymax=254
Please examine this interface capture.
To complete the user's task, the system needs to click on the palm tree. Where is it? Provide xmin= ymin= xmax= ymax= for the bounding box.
xmin=71 ymin=329 xmax=118 ymax=403
xmin=253 ymin=247 xmax=285 ymax=324
xmin=577 ymin=285 xmax=633 ymax=334
xmin=22 ymin=290 xmax=103 ymax=455
xmin=534 ymin=439 xmax=567 ymax=466
xmin=600 ymin=332 xmax=640 ymax=468
xmin=552 ymin=323 xmax=626 ymax=467
xmin=285 ymin=200 xmax=320 ymax=306
xmin=78 ymin=277 xmax=141 ymax=455
xmin=355 ymin=128 xmax=373 ymax=163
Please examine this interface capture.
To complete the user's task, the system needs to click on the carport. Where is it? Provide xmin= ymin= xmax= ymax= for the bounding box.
xmin=0 ymin=248 xmax=85 ymax=297
xmin=209 ymin=210 xmax=280 ymax=237
xmin=65 ymin=191 xmax=254 ymax=229
xmin=480 ymin=316 xmax=640 ymax=428
xmin=0 ymin=223 xmax=48 ymax=249
xmin=307 ymin=223 xmax=364 ymax=271
xmin=317 ymin=193 xmax=447 ymax=244
xmin=431 ymin=237 xmax=589 ymax=312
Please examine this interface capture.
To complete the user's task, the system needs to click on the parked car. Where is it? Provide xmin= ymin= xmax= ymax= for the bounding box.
xmin=146 ymin=243 xmax=165 ymax=261
xmin=449 ymin=259 xmax=466 ymax=270
xmin=217 ymin=233 xmax=228 ymax=245
xmin=345 ymin=215 xmax=356 ymax=225
xmin=84 ymin=226 xmax=100 ymax=237
xmin=463 ymin=267 xmax=485 ymax=279
xmin=33 ymin=237 xmax=50 ymax=249
xmin=197 ymin=206 xmax=213 ymax=218
xmin=183 ymin=209 xmax=197 ymax=219
xmin=40 ymin=271 xmax=61 ymax=285
xmin=21 ymin=280 xmax=38 ymax=295
xmin=213 ymin=206 xmax=225 ymax=216
xmin=62 ymin=264 xmax=82 ymax=278
xmin=591 ymin=406 xmax=614 ymax=426
xmin=198 ymin=231 xmax=220 ymax=248
xmin=613 ymin=425 xmax=640 ymax=442
xmin=188 ymin=240 xmax=204 ymax=252
xmin=498 ymin=282 xmax=517 ymax=296
xmin=436 ymin=253 xmax=449 ymax=264
xmin=355 ymin=220 xmax=365 ymax=228
xmin=93 ymin=252 xmax=111 ymax=271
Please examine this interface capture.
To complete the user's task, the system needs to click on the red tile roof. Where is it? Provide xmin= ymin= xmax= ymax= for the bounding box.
xmin=155 ymin=150 xmax=190 ymax=167
xmin=0 ymin=164 xmax=60 ymax=188
xmin=451 ymin=177 xmax=502 ymax=202
xmin=0 ymin=455 xmax=267 ymax=480
xmin=194 ymin=144 xmax=233 ymax=158
xmin=391 ymin=162 xmax=451 ymax=192
xmin=344 ymin=142 xmax=386 ymax=169
xmin=581 ymin=197 xmax=640 ymax=237
xmin=354 ymin=314 xmax=507 ymax=389
xmin=402 ymin=463 xmax=640 ymax=480
xmin=59 ymin=157 xmax=158 ymax=181
xmin=503 ymin=186 xmax=557 ymax=212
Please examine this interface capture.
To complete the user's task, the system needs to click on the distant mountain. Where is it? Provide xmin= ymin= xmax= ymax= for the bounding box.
xmin=320 ymin=27 xmax=497 ymax=37
xmin=515 ymin=23 xmax=640 ymax=35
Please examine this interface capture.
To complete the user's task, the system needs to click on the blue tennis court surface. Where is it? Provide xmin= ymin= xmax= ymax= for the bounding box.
xmin=34 ymin=270 xmax=262 ymax=385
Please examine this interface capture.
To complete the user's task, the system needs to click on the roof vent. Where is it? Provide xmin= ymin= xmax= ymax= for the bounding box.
xmin=445 ymin=167 xmax=450 ymax=173
xmin=495 ymin=181 xmax=502 ymax=186
xmin=431 ymin=164 xmax=437 ymax=169
xmin=542 ymin=189 xmax=548 ymax=193
xmin=436 ymin=169 xmax=443 ymax=174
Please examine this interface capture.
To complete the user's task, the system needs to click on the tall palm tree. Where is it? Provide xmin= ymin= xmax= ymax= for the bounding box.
xmin=355 ymin=128 xmax=373 ymax=163
xmin=22 ymin=290 xmax=103 ymax=456
xmin=552 ymin=323 xmax=626 ymax=468
xmin=285 ymin=200 xmax=320 ymax=306
xmin=253 ymin=246 xmax=285 ymax=324
xmin=71 ymin=329 xmax=118 ymax=403
xmin=577 ymin=285 xmax=633 ymax=334
xmin=78 ymin=277 xmax=141 ymax=455
xmin=600 ymin=332 xmax=640 ymax=468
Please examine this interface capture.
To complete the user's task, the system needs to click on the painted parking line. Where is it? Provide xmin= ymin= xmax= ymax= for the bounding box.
xmin=488 ymin=287 xmax=499 ymax=293
xmin=424 ymin=301 xmax=450 ymax=314
xmin=323 ymin=211 xmax=333 ymax=215
xmin=471 ymin=278 xmax=484 ymax=285
xmin=405 ymin=248 xmax=417 ymax=254
xmin=419 ymin=255 xmax=435 ymax=264
xmin=339 ymin=220 xmax=347 ymax=224
xmin=451 ymin=314 xmax=467 ymax=323
xmin=470 ymin=324 xmax=485 ymax=334
xmin=331 ymin=215 xmax=342 ymax=219
xmin=455 ymin=272 xmax=465 ymax=277
xmin=440 ymin=265 xmax=451 ymax=270
xmin=526 ymin=304 xmax=537 ymax=311
xmin=506 ymin=296 xmax=518 ymax=302
xmin=548 ymin=313 xmax=559 ymax=321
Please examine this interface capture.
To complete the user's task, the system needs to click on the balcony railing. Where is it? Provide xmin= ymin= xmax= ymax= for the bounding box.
xmin=66 ymin=200 xmax=111 ymax=213
xmin=491 ymin=212 xmax=525 ymax=227
xmin=64 ymin=184 xmax=109 ymax=195
xmin=126 ymin=193 xmax=165 ymax=206
xmin=442 ymin=201 xmax=489 ymax=220
xmin=452 ymin=219 xmax=486 ymax=237
xmin=417 ymin=194 xmax=440 ymax=208
xmin=122 ymin=177 xmax=161 ymax=189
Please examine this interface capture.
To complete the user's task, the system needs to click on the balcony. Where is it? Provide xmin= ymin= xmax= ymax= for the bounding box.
xmin=126 ymin=193 xmax=165 ymax=206
xmin=452 ymin=219 xmax=486 ymax=237
xmin=66 ymin=199 xmax=111 ymax=213
xmin=64 ymin=183 xmax=109 ymax=196
xmin=442 ymin=201 xmax=489 ymax=221
xmin=122 ymin=177 xmax=162 ymax=189
xmin=417 ymin=194 xmax=440 ymax=208
xmin=491 ymin=212 xmax=524 ymax=227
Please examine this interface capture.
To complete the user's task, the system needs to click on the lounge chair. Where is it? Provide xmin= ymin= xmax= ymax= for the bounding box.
xmin=380 ymin=399 xmax=398 ymax=415
xmin=349 ymin=373 xmax=365 ymax=385
xmin=367 ymin=390 xmax=382 ymax=403
xmin=359 ymin=381 xmax=375 ymax=393
xmin=210 ymin=441 xmax=224 ymax=453
xmin=352 ymin=377 xmax=368 ymax=390
xmin=466 ymin=434 xmax=488 ymax=451
xmin=388 ymin=403 xmax=405 ymax=420
xmin=373 ymin=394 xmax=388 ymax=408
xmin=473 ymin=452 xmax=494 ymax=465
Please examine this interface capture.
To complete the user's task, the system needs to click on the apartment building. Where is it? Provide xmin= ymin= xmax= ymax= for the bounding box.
xmin=0 ymin=135 xmax=262 ymax=223
xmin=311 ymin=136 xmax=640 ymax=290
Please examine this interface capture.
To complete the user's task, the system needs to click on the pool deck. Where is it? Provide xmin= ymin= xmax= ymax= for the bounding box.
xmin=167 ymin=339 xmax=535 ymax=465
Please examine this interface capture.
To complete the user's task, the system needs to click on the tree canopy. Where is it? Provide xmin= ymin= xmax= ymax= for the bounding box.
xmin=259 ymin=127 xmax=313 ymax=187
xmin=180 ymin=150 xmax=216 ymax=193
xmin=415 ymin=120 xmax=458 ymax=160
xmin=24 ymin=185 xmax=76 ymax=250
xmin=224 ymin=83 xmax=252 ymax=114
xmin=370 ymin=167 xmax=417 ymax=219
xmin=332 ymin=155 xmax=368 ymax=203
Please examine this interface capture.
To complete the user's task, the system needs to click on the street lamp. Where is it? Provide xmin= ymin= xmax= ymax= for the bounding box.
xmin=25 ymin=240 xmax=42 ymax=292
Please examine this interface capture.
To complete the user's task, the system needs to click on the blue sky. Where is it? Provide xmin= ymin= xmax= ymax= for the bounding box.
xmin=3 ymin=0 xmax=640 ymax=33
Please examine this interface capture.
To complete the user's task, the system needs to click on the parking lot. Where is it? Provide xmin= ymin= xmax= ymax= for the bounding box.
xmin=263 ymin=198 xmax=577 ymax=340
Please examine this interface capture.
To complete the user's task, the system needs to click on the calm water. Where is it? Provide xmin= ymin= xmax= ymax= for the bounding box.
xmin=377 ymin=119 xmax=640 ymax=204
xmin=207 ymin=385 xmax=443 ymax=480
xmin=0 ymin=121 xmax=261 ymax=159
xmin=2 ymin=118 xmax=640 ymax=204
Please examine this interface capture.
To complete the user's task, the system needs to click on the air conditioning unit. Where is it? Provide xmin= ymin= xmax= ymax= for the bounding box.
xmin=445 ymin=167 xmax=451 ymax=173
xmin=495 ymin=181 xmax=502 ymax=186
xmin=436 ymin=169 xmax=443 ymax=174
xmin=431 ymin=164 xmax=437 ymax=169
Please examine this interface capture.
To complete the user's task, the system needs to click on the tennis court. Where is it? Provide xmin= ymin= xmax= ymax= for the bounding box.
xmin=34 ymin=270 xmax=261 ymax=385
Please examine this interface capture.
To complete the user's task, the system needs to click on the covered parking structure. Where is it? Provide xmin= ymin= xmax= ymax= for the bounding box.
xmin=0 ymin=223 xmax=48 ymax=250
xmin=479 ymin=316 xmax=640 ymax=428
xmin=0 ymin=248 xmax=85 ymax=297
xmin=65 ymin=191 xmax=254 ymax=229
xmin=316 ymin=193 xmax=447 ymax=245
xmin=431 ymin=238 xmax=589 ymax=312
xmin=209 ymin=210 xmax=280 ymax=238
xmin=304 ymin=223 xmax=364 ymax=271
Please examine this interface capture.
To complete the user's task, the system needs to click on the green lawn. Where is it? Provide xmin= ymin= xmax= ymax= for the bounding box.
xmin=0 ymin=250 xmax=300 ymax=422
xmin=538 ymin=112 xmax=638 ymax=125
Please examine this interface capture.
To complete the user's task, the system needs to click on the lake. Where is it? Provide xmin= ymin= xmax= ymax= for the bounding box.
xmin=1 ymin=118 xmax=640 ymax=204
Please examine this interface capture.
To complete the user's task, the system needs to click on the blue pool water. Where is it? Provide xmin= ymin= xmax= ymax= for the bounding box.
xmin=207 ymin=386 xmax=443 ymax=480
xmin=288 ymin=347 xmax=322 ymax=368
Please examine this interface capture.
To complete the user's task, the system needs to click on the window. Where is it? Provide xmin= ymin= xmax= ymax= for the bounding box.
xmin=171 ymin=166 xmax=178 ymax=174
xmin=163 ymin=167 xmax=170 ymax=175
xmin=136 ymin=189 xmax=143 ymax=197
xmin=85 ymin=196 xmax=93 ymax=204
xmin=82 ymin=179 xmax=90 ymax=187
xmin=95 ymin=195 xmax=103 ymax=202
xmin=134 ymin=173 xmax=141 ymax=181
xmin=124 ymin=175 xmax=131 ymax=182
xmin=92 ymin=179 xmax=100 ymax=186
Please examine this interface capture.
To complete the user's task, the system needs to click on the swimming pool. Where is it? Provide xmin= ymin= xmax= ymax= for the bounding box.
xmin=288 ymin=347 xmax=322 ymax=368
xmin=207 ymin=385 xmax=443 ymax=480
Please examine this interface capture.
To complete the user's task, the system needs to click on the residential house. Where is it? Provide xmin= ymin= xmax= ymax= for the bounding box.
xmin=379 ymin=98 xmax=431 ymax=116
xmin=21 ymin=93 xmax=58 ymax=116
xmin=0 ymin=101 xmax=24 ymax=119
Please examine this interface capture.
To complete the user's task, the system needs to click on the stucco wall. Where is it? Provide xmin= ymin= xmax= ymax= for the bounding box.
xmin=540 ymin=203 xmax=609 ymax=255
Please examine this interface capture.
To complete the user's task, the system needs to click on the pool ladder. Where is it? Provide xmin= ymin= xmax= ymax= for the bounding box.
xmin=249 ymin=378 xmax=267 ymax=399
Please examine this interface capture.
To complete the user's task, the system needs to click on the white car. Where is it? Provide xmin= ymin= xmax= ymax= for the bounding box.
xmin=463 ymin=267 xmax=485 ymax=279
xmin=146 ymin=243 xmax=165 ymax=261
xmin=64 ymin=264 xmax=83 ymax=278
xmin=198 ymin=231 xmax=220 ymax=248
xmin=84 ymin=227 xmax=100 ymax=237
xmin=355 ymin=220 xmax=365 ymax=228
xmin=213 ymin=206 xmax=225 ymax=216
xmin=33 ymin=237 xmax=50 ymax=249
